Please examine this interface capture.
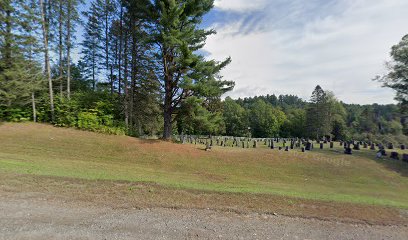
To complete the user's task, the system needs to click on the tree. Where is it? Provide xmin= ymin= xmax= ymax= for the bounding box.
xmin=66 ymin=0 xmax=83 ymax=99
xmin=144 ymin=0 xmax=234 ymax=139
xmin=249 ymin=99 xmax=286 ymax=138
xmin=223 ymin=97 xmax=249 ymax=136
xmin=39 ymin=0 xmax=55 ymax=122
xmin=81 ymin=0 xmax=104 ymax=90
xmin=376 ymin=34 xmax=408 ymax=134
xmin=306 ymin=85 xmax=331 ymax=139
xmin=280 ymin=108 xmax=306 ymax=138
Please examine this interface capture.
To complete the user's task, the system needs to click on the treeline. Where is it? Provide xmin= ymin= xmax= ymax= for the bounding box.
xmin=0 ymin=0 xmax=233 ymax=138
xmin=0 ymin=0 xmax=406 ymax=143
xmin=222 ymin=85 xmax=407 ymax=144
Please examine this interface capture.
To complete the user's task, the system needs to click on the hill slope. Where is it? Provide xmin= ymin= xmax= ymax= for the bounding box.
xmin=0 ymin=123 xmax=408 ymax=211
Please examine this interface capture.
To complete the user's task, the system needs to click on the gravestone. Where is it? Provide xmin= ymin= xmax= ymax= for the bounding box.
xmin=270 ymin=141 xmax=274 ymax=149
xmin=370 ymin=144 xmax=376 ymax=150
xmin=344 ymin=147 xmax=352 ymax=155
xmin=353 ymin=143 xmax=360 ymax=150
xmin=363 ymin=143 xmax=368 ymax=148
xmin=401 ymin=145 xmax=406 ymax=150
xmin=253 ymin=140 xmax=257 ymax=148
xmin=285 ymin=146 xmax=289 ymax=151
xmin=320 ymin=143 xmax=324 ymax=149
xmin=390 ymin=152 xmax=399 ymax=160
xmin=330 ymin=142 xmax=334 ymax=149
xmin=402 ymin=154 xmax=408 ymax=163
xmin=388 ymin=143 xmax=394 ymax=150
xmin=279 ymin=147 xmax=282 ymax=150
xmin=301 ymin=147 xmax=305 ymax=152
xmin=305 ymin=142 xmax=312 ymax=151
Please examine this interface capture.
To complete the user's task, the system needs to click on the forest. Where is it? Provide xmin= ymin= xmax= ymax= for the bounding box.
xmin=0 ymin=0 xmax=407 ymax=144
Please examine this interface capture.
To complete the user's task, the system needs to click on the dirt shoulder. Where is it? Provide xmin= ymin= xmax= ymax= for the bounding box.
xmin=1 ymin=193 xmax=408 ymax=240
xmin=1 ymin=173 xmax=408 ymax=226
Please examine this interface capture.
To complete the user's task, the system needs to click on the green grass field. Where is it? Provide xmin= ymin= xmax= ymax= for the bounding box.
xmin=1 ymin=123 xmax=408 ymax=209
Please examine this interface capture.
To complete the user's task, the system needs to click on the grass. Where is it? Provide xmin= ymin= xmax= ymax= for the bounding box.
xmin=1 ymin=122 xmax=408 ymax=210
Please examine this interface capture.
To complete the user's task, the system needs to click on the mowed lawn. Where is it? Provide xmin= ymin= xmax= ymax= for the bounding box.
xmin=1 ymin=123 xmax=408 ymax=209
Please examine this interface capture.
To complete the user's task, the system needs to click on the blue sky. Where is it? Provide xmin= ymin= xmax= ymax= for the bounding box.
xmin=202 ymin=0 xmax=408 ymax=104
xmin=75 ymin=0 xmax=407 ymax=104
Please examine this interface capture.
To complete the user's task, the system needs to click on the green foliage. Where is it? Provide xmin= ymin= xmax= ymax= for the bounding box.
xmin=376 ymin=34 xmax=408 ymax=108
xmin=176 ymin=96 xmax=224 ymax=135
xmin=249 ymin=99 xmax=286 ymax=138
xmin=223 ymin=97 xmax=249 ymax=136
xmin=280 ymin=109 xmax=306 ymax=138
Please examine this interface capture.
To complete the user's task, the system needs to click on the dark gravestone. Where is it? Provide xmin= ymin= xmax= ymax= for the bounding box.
xmin=401 ymin=145 xmax=406 ymax=150
xmin=363 ymin=143 xmax=368 ymax=148
xmin=285 ymin=146 xmax=289 ymax=151
xmin=380 ymin=149 xmax=387 ymax=156
xmin=270 ymin=142 xmax=274 ymax=149
xmin=388 ymin=143 xmax=394 ymax=150
xmin=330 ymin=142 xmax=334 ymax=149
xmin=353 ymin=144 xmax=360 ymax=150
xmin=320 ymin=143 xmax=324 ymax=149
xmin=242 ymin=142 xmax=245 ymax=148
xmin=340 ymin=141 xmax=343 ymax=146
xmin=279 ymin=147 xmax=282 ymax=150
xmin=402 ymin=154 xmax=408 ymax=163
xmin=305 ymin=142 xmax=312 ymax=151
xmin=370 ymin=144 xmax=376 ymax=150
xmin=301 ymin=147 xmax=305 ymax=152
xmin=290 ymin=143 xmax=294 ymax=149
xmin=390 ymin=152 xmax=399 ymax=160
xmin=344 ymin=147 xmax=352 ymax=155
xmin=253 ymin=140 xmax=257 ymax=148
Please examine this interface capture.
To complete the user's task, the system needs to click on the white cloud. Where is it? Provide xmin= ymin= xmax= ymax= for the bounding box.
xmin=214 ymin=0 xmax=269 ymax=12
xmin=205 ymin=0 xmax=407 ymax=104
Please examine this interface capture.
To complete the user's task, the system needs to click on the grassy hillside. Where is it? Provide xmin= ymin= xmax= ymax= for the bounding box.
xmin=1 ymin=123 xmax=408 ymax=209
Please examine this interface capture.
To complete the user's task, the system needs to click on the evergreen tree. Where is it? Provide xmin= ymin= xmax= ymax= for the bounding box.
xmin=0 ymin=0 xmax=44 ymax=121
xmin=81 ymin=0 xmax=104 ymax=90
xmin=306 ymin=85 xmax=330 ymax=139
xmin=144 ymin=0 xmax=234 ymax=139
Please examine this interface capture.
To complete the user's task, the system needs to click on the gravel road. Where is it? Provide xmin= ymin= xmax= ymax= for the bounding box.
xmin=1 ymin=195 xmax=407 ymax=240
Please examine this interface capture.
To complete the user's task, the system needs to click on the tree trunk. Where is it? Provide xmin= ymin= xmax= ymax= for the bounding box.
xmin=5 ymin=8 xmax=11 ymax=69
xmin=118 ymin=2 xmax=123 ymax=95
xmin=40 ymin=0 xmax=55 ymax=122
xmin=66 ymin=0 xmax=71 ymax=99
xmin=163 ymin=105 xmax=172 ymax=140
xmin=58 ymin=0 xmax=63 ymax=96
xmin=163 ymin=78 xmax=173 ymax=140
xmin=123 ymin=30 xmax=129 ymax=130
xmin=105 ymin=0 xmax=110 ymax=94
xmin=32 ymin=92 xmax=37 ymax=123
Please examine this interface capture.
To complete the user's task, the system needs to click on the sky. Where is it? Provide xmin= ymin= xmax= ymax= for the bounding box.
xmin=201 ymin=0 xmax=408 ymax=104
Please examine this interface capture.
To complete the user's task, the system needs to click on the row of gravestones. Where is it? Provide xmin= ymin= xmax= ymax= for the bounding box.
xmin=175 ymin=135 xmax=408 ymax=163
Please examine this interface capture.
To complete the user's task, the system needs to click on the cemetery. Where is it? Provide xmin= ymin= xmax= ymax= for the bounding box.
xmin=1 ymin=0 xmax=408 ymax=238
xmin=176 ymin=134 xmax=408 ymax=163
